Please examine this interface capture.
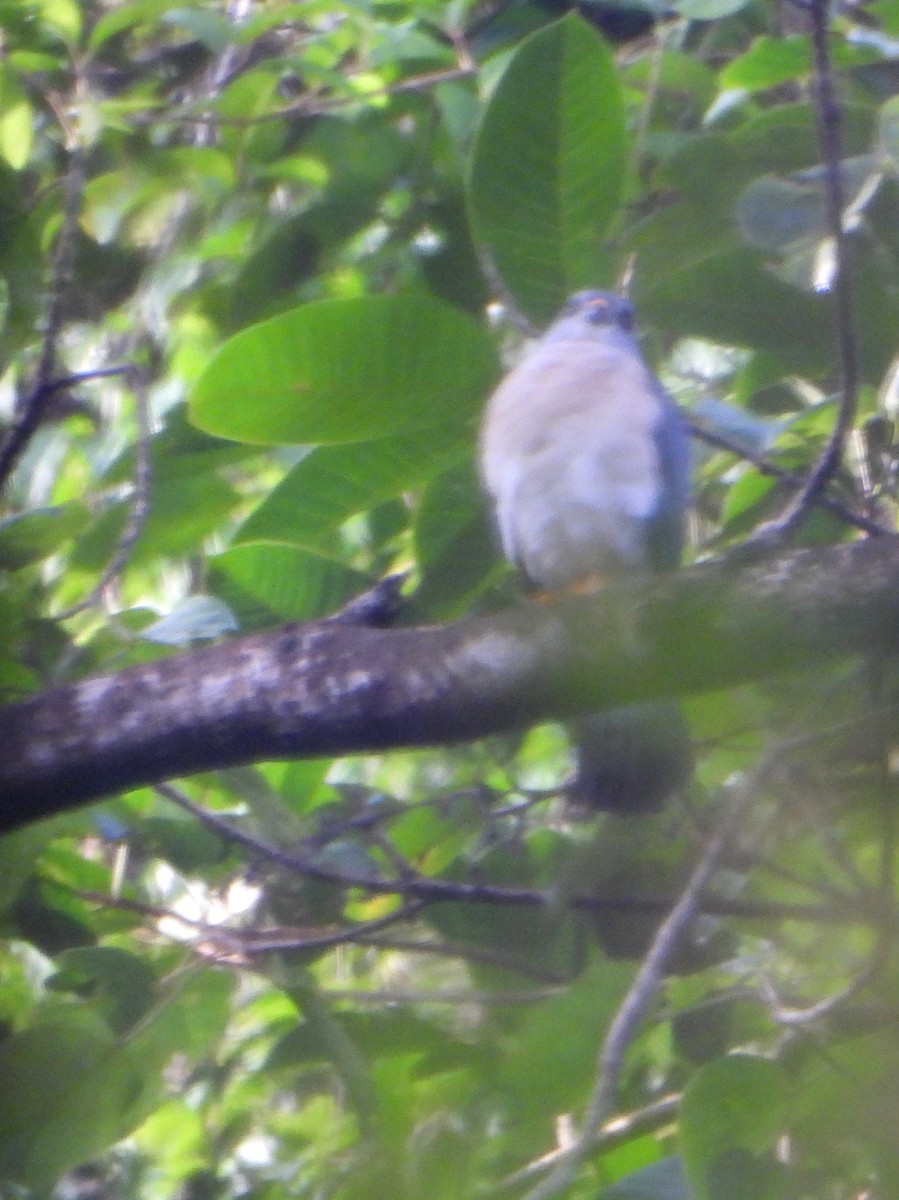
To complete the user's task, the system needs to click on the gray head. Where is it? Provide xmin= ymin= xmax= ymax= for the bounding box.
xmin=543 ymin=290 xmax=637 ymax=345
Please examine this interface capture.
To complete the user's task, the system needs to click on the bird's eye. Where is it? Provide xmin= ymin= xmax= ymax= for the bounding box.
xmin=616 ymin=302 xmax=635 ymax=331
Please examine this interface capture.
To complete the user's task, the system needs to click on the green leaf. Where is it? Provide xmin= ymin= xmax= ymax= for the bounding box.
xmin=673 ymin=0 xmax=748 ymax=16
xmin=725 ymin=36 xmax=818 ymax=91
xmin=87 ymin=0 xmax=189 ymax=50
xmin=0 ymin=504 xmax=90 ymax=569
xmin=211 ymin=542 xmax=369 ymax=621
xmin=412 ymin=451 xmax=500 ymax=618
xmin=37 ymin=0 xmax=81 ymax=43
xmin=722 ymin=35 xmax=879 ymax=92
xmin=190 ymin=294 xmax=497 ymax=446
xmin=237 ymin=429 xmax=461 ymax=549
xmin=600 ymin=1156 xmax=690 ymax=1199
xmin=269 ymin=1010 xmax=449 ymax=1068
xmin=141 ymin=595 xmax=239 ymax=645
xmin=720 ymin=472 xmax=777 ymax=529
xmin=736 ymin=157 xmax=880 ymax=253
xmin=693 ymin=398 xmax=782 ymax=454
xmin=736 ymin=175 xmax=829 ymax=252
xmin=137 ymin=814 xmax=230 ymax=870
xmin=496 ymin=959 xmax=635 ymax=1127
xmin=0 ymin=66 xmax=32 ymax=170
xmin=704 ymin=1148 xmax=787 ymax=1200
xmin=789 ymin=1029 xmax=899 ymax=1193
xmin=10 ymin=876 xmax=95 ymax=955
xmin=680 ymin=1055 xmax=788 ymax=1200
xmin=69 ymin=473 xmax=238 ymax=570
xmin=0 ymin=1010 xmax=144 ymax=1187
xmin=50 ymin=946 xmax=157 ymax=1034
xmin=162 ymin=6 xmax=233 ymax=52
xmin=637 ymin=248 xmax=832 ymax=373
xmin=132 ymin=966 xmax=233 ymax=1065
xmin=468 ymin=13 xmax=626 ymax=322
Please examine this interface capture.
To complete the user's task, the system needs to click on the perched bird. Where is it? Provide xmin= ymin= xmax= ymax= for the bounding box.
xmin=478 ymin=290 xmax=692 ymax=813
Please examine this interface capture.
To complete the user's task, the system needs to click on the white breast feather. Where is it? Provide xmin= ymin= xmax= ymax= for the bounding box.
xmin=479 ymin=340 xmax=663 ymax=590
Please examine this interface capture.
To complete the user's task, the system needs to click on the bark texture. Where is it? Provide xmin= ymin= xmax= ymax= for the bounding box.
xmin=2 ymin=537 xmax=899 ymax=827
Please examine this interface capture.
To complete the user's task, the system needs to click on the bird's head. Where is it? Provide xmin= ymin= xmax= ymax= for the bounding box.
xmin=544 ymin=290 xmax=637 ymax=344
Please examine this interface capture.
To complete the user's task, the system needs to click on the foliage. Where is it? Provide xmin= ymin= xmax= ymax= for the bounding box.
xmin=2 ymin=1 xmax=899 ymax=1197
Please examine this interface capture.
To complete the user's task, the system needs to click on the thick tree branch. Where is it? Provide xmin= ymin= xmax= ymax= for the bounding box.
xmin=3 ymin=537 xmax=899 ymax=826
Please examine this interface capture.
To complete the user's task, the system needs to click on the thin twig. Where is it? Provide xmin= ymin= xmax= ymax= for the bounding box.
xmin=356 ymin=933 xmax=577 ymax=984
xmin=79 ymin=885 xmax=425 ymax=958
xmin=55 ymin=376 xmax=153 ymax=620
xmin=155 ymin=784 xmax=883 ymax=928
xmin=34 ymin=151 xmax=83 ymax=389
xmin=140 ymin=65 xmax=477 ymax=130
xmin=0 ymin=148 xmax=86 ymax=489
xmin=626 ymin=18 xmax=682 ymax=196
xmin=321 ymin=985 xmax=560 ymax=1005
xmin=208 ymin=901 xmax=427 ymax=956
xmin=496 ymin=1094 xmax=680 ymax=1194
xmin=760 ymin=964 xmax=877 ymax=1027
xmin=746 ymin=846 xmax=863 ymax=905
xmin=747 ymin=0 xmax=859 ymax=544
xmin=82 ymin=879 xmax=577 ymax=982
xmin=520 ymin=790 xmax=752 ymax=1200
xmin=688 ymin=416 xmax=889 ymax=538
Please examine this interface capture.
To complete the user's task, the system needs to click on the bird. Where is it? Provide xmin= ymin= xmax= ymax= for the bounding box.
xmin=478 ymin=289 xmax=693 ymax=814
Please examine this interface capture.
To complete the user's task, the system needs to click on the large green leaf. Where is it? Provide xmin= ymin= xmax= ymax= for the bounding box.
xmin=680 ymin=1055 xmax=788 ymax=1200
xmin=211 ymin=542 xmax=369 ymax=621
xmin=236 ymin=429 xmax=462 ymax=548
xmin=0 ymin=65 xmax=32 ymax=170
xmin=0 ymin=972 xmax=231 ymax=1187
xmin=0 ymin=504 xmax=90 ymax=569
xmin=0 ymin=1010 xmax=145 ymax=1187
xmin=190 ymin=294 xmax=498 ymax=446
xmin=68 ymin=472 xmax=239 ymax=571
xmin=636 ymin=248 xmax=832 ymax=372
xmin=412 ymin=450 xmax=500 ymax=618
xmin=495 ymin=959 xmax=635 ymax=1130
xmin=468 ymin=13 xmax=626 ymax=322
xmin=721 ymin=34 xmax=878 ymax=92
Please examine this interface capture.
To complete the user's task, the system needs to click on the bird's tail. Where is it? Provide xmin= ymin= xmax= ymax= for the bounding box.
xmin=569 ymin=702 xmax=692 ymax=815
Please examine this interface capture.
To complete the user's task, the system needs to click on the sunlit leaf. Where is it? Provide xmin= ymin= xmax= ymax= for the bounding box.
xmin=0 ymin=67 xmax=32 ymax=170
xmin=468 ymin=13 xmax=626 ymax=321
xmin=190 ymin=294 xmax=497 ymax=445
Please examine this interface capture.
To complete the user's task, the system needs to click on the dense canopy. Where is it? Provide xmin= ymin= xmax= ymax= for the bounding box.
xmin=2 ymin=1 xmax=899 ymax=1198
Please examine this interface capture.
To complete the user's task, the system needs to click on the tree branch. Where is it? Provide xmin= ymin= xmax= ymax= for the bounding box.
xmin=157 ymin=789 xmax=880 ymax=928
xmin=0 ymin=148 xmax=86 ymax=489
xmin=687 ymin=415 xmax=889 ymax=538
xmin=3 ymin=537 xmax=899 ymax=826
xmin=54 ymin=373 xmax=153 ymax=621
xmin=749 ymin=0 xmax=859 ymax=544
xmin=522 ymin=793 xmax=745 ymax=1200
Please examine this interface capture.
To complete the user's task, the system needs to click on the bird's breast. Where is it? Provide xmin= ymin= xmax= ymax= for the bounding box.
xmin=479 ymin=341 xmax=668 ymax=590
